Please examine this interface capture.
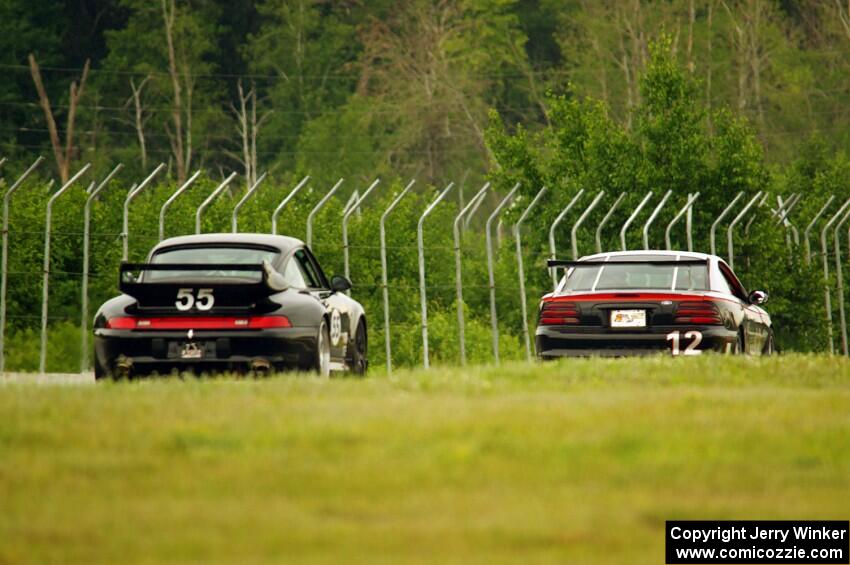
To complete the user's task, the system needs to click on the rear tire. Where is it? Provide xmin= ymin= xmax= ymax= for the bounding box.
xmin=763 ymin=330 xmax=775 ymax=356
xmin=735 ymin=330 xmax=745 ymax=355
xmin=94 ymin=355 xmax=110 ymax=381
xmin=349 ymin=319 xmax=368 ymax=376
xmin=313 ymin=319 xmax=331 ymax=377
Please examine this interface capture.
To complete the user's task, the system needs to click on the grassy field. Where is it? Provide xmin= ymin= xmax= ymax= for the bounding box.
xmin=1 ymin=356 xmax=849 ymax=564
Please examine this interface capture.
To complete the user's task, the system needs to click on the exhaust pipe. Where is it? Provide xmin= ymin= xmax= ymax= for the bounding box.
xmin=250 ymin=358 xmax=271 ymax=376
xmin=115 ymin=355 xmax=133 ymax=379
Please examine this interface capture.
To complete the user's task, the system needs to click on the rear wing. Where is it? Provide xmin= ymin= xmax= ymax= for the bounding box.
xmin=119 ymin=262 xmax=279 ymax=311
xmin=547 ymin=259 xmax=709 ymax=269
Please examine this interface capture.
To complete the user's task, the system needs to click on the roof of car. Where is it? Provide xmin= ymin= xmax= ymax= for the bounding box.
xmin=579 ymin=250 xmax=717 ymax=262
xmin=151 ymin=233 xmax=304 ymax=255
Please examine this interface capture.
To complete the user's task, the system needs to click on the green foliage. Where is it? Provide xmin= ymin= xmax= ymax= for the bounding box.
xmin=486 ymin=38 xmax=831 ymax=351
xmin=3 ymin=2 xmax=850 ymax=364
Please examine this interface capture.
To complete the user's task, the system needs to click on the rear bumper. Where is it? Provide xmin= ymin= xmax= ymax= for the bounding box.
xmin=93 ymin=327 xmax=317 ymax=374
xmin=535 ymin=325 xmax=738 ymax=358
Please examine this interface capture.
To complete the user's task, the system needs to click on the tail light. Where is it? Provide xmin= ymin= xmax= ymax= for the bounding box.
xmin=105 ymin=315 xmax=292 ymax=330
xmin=539 ymin=301 xmax=579 ymax=325
xmin=674 ymin=301 xmax=722 ymax=325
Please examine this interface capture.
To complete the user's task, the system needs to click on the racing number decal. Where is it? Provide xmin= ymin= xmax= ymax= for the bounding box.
xmin=329 ymin=309 xmax=342 ymax=346
xmin=666 ymin=330 xmax=703 ymax=356
xmin=175 ymin=288 xmax=215 ymax=311
xmin=196 ymin=289 xmax=214 ymax=311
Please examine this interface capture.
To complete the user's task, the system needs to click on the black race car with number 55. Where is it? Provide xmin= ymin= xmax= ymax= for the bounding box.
xmin=536 ymin=251 xmax=774 ymax=357
xmin=93 ymin=234 xmax=368 ymax=379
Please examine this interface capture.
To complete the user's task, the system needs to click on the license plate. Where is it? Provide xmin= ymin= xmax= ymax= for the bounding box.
xmin=611 ymin=309 xmax=646 ymax=328
xmin=181 ymin=342 xmax=203 ymax=359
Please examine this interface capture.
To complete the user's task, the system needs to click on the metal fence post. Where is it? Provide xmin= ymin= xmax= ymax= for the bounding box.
xmin=743 ymin=192 xmax=770 ymax=242
xmin=665 ymin=193 xmax=700 ymax=250
xmin=454 ymin=182 xmax=489 ymax=366
xmin=620 ymin=191 xmax=653 ymax=251
xmin=571 ymin=191 xmax=605 ymax=259
xmin=232 ymin=172 xmax=268 ymax=233
xmin=820 ymin=199 xmax=850 ymax=354
xmin=727 ymin=191 xmax=763 ymax=270
xmin=833 ymin=207 xmax=850 ymax=355
xmin=464 ymin=186 xmax=488 ymax=228
xmin=380 ymin=179 xmax=416 ymax=373
xmin=548 ymin=189 xmax=585 ymax=286
xmin=81 ymin=164 xmax=123 ymax=372
xmin=0 ymin=156 xmax=45 ymax=372
xmin=343 ymin=178 xmax=380 ymax=280
xmin=686 ymin=193 xmax=695 ymax=251
xmin=642 ymin=190 xmax=672 ymax=249
xmin=595 ymin=193 xmax=626 ymax=253
xmin=776 ymin=194 xmax=801 ymax=224
xmin=515 ymin=187 xmax=548 ymax=361
xmin=804 ymin=196 xmax=835 ymax=265
xmin=307 ymin=178 xmax=344 ymax=248
xmin=272 ymin=175 xmax=310 ymax=235
xmin=159 ymin=170 xmax=202 ymax=241
xmin=487 ymin=183 xmax=520 ymax=366
xmin=343 ymin=190 xmax=360 ymax=216
xmin=418 ymin=182 xmax=454 ymax=369
xmin=123 ymin=163 xmax=166 ymax=260
xmin=40 ymin=164 xmax=92 ymax=373
xmin=195 ymin=172 xmax=237 ymax=234
xmin=710 ymin=192 xmax=744 ymax=256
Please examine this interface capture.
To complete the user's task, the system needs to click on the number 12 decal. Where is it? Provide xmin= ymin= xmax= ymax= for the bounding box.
xmin=666 ymin=330 xmax=702 ymax=356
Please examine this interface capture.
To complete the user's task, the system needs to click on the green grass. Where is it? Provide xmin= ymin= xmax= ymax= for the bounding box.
xmin=1 ymin=356 xmax=849 ymax=564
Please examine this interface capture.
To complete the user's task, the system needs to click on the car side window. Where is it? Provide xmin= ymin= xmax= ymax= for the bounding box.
xmin=714 ymin=269 xmax=733 ymax=295
xmin=301 ymin=248 xmax=330 ymax=288
xmin=718 ymin=263 xmax=748 ymax=302
xmin=281 ymin=256 xmax=309 ymax=289
xmin=295 ymin=249 xmax=322 ymax=289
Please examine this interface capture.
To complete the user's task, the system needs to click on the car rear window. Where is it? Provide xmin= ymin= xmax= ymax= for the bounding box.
xmin=146 ymin=246 xmax=278 ymax=282
xmin=561 ymin=255 xmax=709 ymax=291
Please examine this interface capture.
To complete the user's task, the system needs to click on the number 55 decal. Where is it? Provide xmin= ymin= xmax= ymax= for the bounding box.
xmin=175 ymin=288 xmax=215 ymax=311
xmin=666 ymin=330 xmax=702 ymax=356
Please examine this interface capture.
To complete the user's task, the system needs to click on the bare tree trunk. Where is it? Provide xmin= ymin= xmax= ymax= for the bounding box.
xmin=835 ymin=0 xmax=850 ymax=38
xmin=228 ymin=80 xmax=272 ymax=187
xmin=185 ymin=75 xmax=194 ymax=173
xmin=129 ymin=76 xmax=151 ymax=170
xmin=162 ymin=0 xmax=186 ymax=183
xmin=250 ymin=84 xmax=258 ymax=187
xmin=28 ymin=54 xmax=89 ymax=184
xmin=232 ymin=80 xmax=252 ymax=189
xmin=249 ymin=81 xmax=272 ymax=186
xmin=706 ymin=0 xmax=713 ymax=110
xmin=748 ymin=0 xmax=766 ymax=131
xmin=687 ymin=0 xmax=696 ymax=73
xmin=721 ymin=1 xmax=748 ymax=112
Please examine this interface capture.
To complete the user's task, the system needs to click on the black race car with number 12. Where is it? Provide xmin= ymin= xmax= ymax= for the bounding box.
xmin=93 ymin=234 xmax=367 ymax=379
xmin=536 ymin=251 xmax=773 ymax=357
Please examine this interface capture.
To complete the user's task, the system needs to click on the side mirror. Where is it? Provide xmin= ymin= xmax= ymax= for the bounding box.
xmin=330 ymin=275 xmax=352 ymax=293
xmin=748 ymin=290 xmax=768 ymax=305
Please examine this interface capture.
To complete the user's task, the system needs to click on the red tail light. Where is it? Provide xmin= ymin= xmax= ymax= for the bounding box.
xmin=674 ymin=301 xmax=722 ymax=325
xmin=105 ymin=315 xmax=292 ymax=330
xmin=539 ymin=301 xmax=579 ymax=325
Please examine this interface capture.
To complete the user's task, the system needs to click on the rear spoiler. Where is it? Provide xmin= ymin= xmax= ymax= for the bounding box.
xmin=119 ymin=262 xmax=282 ymax=311
xmin=547 ymin=259 xmax=709 ymax=269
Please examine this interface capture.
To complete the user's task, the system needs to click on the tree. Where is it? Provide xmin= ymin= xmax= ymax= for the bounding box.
xmin=102 ymin=0 xmax=223 ymax=182
xmin=28 ymin=54 xmax=90 ymax=183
